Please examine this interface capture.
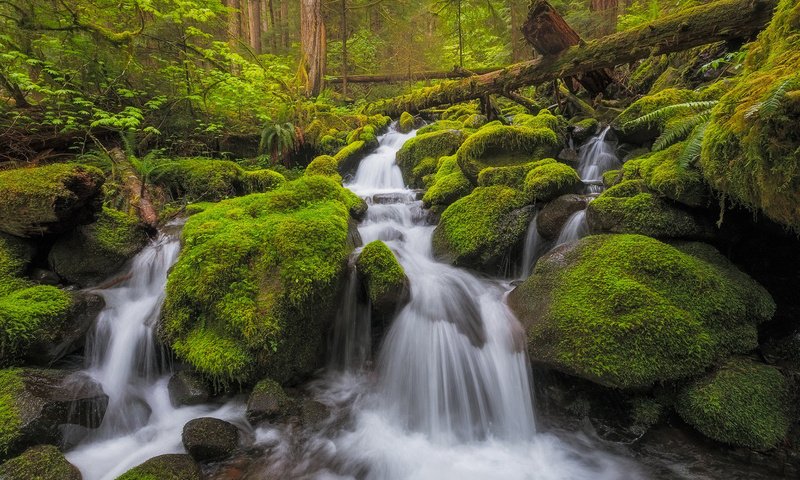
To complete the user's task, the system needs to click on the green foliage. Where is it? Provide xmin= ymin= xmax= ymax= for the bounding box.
xmin=0 ymin=445 xmax=81 ymax=480
xmin=509 ymin=234 xmax=775 ymax=389
xmin=305 ymin=155 xmax=343 ymax=183
xmin=260 ymin=122 xmax=298 ymax=167
xmin=622 ymin=144 xmax=708 ymax=206
xmin=677 ymin=358 xmax=791 ymax=449
xmin=356 ymin=241 xmax=406 ymax=305
xmin=0 ymin=368 xmax=23 ymax=456
xmin=161 ymin=176 xmax=357 ymax=385
xmin=523 ymin=161 xmax=581 ymax=203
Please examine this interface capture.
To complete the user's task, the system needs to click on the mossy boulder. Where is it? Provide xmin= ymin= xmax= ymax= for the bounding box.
xmin=181 ymin=417 xmax=238 ymax=462
xmin=700 ymin=0 xmax=800 ymax=231
xmin=417 ymin=120 xmax=465 ymax=135
xmin=523 ymin=161 xmax=582 ymax=204
xmin=356 ymin=241 xmax=409 ymax=312
xmin=0 ymin=368 xmax=108 ymax=459
xmin=160 ymin=176 xmax=361 ymax=385
xmin=246 ymin=378 xmax=294 ymax=424
xmin=422 ymin=155 xmax=472 ymax=210
xmin=622 ymin=143 xmax=709 ymax=207
xmin=116 ymin=454 xmax=201 ymax=480
xmin=508 ymin=234 xmax=775 ymax=389
xmin=398 ymin=112 xmax=415 ymax=133
xmin=333 ymin=140 xmax=374 ymax=176
xmin=537 ymin=194 xmax=592 ymax=239
xmin=462 ymin=114 xmax=488 ymax=129
xmin=432 ymin=186 xmax=533 ymax=272
xmin=396 ymin=130 xmax=466 ymax=187
xmin=442 ymin=102 xmax=480 ymax=121
xmin=305 ymin=155 xmax=342 ymax=183
xmin=0 ymin=444 xmax=81 ymax=480
xmin=476 ymin=158 xmax=555 ymax=189
xmin=154 ymin=159 xmax=284 ymax=202
xmin=0 ymin=164 xmax=104 ymax=238
xmin=585 ymin=180 xmax=713 ymax=239
xmin=48 ymin=207 xmax=149 ymax=287
xmin=676 ymin=357 xmax=791 ymax=450
xmin=456 ymin=124 xmax=560 ymax=184
xmin=613 ymin=88 xmax=699 ymax=144
xmin=569 ymin=118 xmax=600 ymax=144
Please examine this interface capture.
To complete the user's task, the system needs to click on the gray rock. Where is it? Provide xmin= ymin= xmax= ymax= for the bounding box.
xmin=537 ymin=194 xmax=592 ymax=239
xmin=182 ymin=417 xmax=239 ymax=462
xmin=246 ymin=378 xmax=294 ymax=424
xmin=168 ymin=371 xmax=210 ymax=407
xmin=26 ymin=292 xmax=105 ymax=366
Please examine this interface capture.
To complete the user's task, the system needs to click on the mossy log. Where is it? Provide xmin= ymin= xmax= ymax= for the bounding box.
xmin=367 ymin=0 xmax=777 ymax=116
xmin=327 ymin=66 xmax=502 ymax=84
xmin=108 ymin=147 xmax=158 ymax=230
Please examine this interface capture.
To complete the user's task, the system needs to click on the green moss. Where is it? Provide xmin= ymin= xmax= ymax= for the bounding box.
xmin=116 ymin=454 xmax=201 ymax=480
xmin=615 ymin=88 xmax=699 ymax=129
xmin=416 ymin=120 xmax=464 ymax=135
xmin=154 ymin=159 xmax=283 ymax=202
xmin=523 ymin=162 xmax=581 ymax=203
xmin=624 ymin=144 xmax=708 ymax=206
xmin=395 ymin=130 xmax=466 ymax=187
xmin=398 ymin=112 xmax=415 ymax=133
xmin=477 ymin=159 xmax=555 ymax=189
xmin=602 ymin=169 xmax=622 ymax=188
xmin=243 ymin=169 xmax=286 ymax=193
xmin=677 ymin=358 xmax=791 ymax=449
xmin=0 ymin=163 xmax=104 ymax=237
xmin=346 ymin=125 xmax=378 ymax=146
xmin=412 ymin=157 xmax=439 ymax=185
xmin=432 ymin=186 xmax=532 ymax=270
xmin=356 ymin=241 xmax=406 ymax=305
xmin=161 ymin=176 xmax=357 ymax=385
xmin=462 ymin=114 xmax=487 ymax=129
xmin=700 ymin=0 xmax=800 ymax=231
xmin=421 ymin=155 xmax=473 ymax=208
xmin=509 ymin=234 xmax=775 ymax=389
xmin=513 ymin=109 xmax=562 ymax=132
xmin=442 ymin=102 xmax=480 ymax=121
xmin=0 ymin=368 xmax=23 ymax=456
xmin=456 ymin=124 xmax=560 ymax=183
xmin=305 ymin=155 xmax=342 ymax=183
xmin=586 ymin=180 xmax=710 ymax=238
xmin=0 ymin=444 xmax=81 ymax=480
xmin=333 ymin=140 xmax=371 ymax=175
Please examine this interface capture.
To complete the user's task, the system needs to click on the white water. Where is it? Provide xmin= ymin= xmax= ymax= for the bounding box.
xmin=67 ymin=228 xmax=244 ymax=480
xmin=520 ymin=212 xmax=547 ymax=279
xmin=282 ymin=127 xmax=643 ymax=479
xmin=577 ymin=126 xmax=620 ymax=193
xmin=555 ymin=210 xmax=589 ymax=247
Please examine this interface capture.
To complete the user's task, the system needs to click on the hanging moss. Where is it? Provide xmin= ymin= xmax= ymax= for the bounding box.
xmin=508 ymin=235 xmax=775 ymax=389
xmin=161 ymin=176 xmax=359 ymax=386
xmin=700 ymin=0 xmax=800 ymax=231
xmin=523 ymin=162 xmax=582 ymax=204
xmin=456 ymin=124 xmax=560 ymax=184
xmin=677 ymin=357 xmax=791 ymax=449
xmin=395 ymin=130 xmax=466 ymax=187
xmin=356 ymin=241 xmax=408 ymax=306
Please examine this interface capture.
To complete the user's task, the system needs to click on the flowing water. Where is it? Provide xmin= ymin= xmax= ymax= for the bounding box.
xmin=66 ymin=226 xmax=244 ymax=480
xmin=577 ymin=126 xmax=620 ymax=193
xmin=555 ymin=210 xmax=589 ymax=247
xmin=520 ymin=212 xmax=547 ymax=279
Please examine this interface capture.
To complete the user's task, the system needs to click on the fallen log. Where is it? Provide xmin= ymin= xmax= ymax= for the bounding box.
xmin=366 ymin=0 xmax=776 ymax=116
xmin=327 ymin=67 xmax=502 ymax=84
xmin=108 ymin=147 xmax=159 ymax=231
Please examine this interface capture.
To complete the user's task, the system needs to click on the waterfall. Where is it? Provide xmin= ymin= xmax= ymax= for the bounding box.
xmin=577 ymin=126 xmax=620 ymax=193
xmin=555 ymin=210 xmax=589 ymax=246
xmin=66 ymin=225 xmax=242 ymax=480
xmin=520 ymin=213 xmax=546 ymax=279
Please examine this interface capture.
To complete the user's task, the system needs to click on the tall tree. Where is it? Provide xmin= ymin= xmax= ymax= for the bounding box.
xmin=249 ymin=0 xmax=262 ymax=53
xmin=590 ymin=0 xmax=618 ymax=36
xmin=300 ymin=0 xmax=326 ymax=96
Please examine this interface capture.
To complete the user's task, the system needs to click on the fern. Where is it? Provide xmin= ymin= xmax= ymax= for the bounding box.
xmin=652 ymin=111 xmax=711 ymax=151
xmin=677 ymin=122 xmax=707 ymax=169
xmin=260 ymin=122 xmax=297 ymax=167
xmin=624 ymin=101 xmax=718 ymax=129
xmin=745 ymin=78 xmax=794 ymax=119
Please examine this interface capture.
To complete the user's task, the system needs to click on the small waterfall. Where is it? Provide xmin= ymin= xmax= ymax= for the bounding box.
xmin=520 ymin=213 xmax=546 ymax=279
xmin=328 ymin=262 xmax=372 ymax=373
xmin=577 ymin=126 xmax=620 ymax=193
xmin=555 ymin=210 xmax=588 ymax=246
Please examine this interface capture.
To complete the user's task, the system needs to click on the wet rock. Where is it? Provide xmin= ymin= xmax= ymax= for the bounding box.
xmin=0 ymin=444 xmax=82 ymax=480
xmin=569 ymin=118 xmax=600 ymax=145
xmin=246 ymin=378 xmax=294 ymax=424
xmin=116 ymin=453 xmax=202 ymax=480
xmin=356 ymin=240 xmax=410 ymax=315
xmin=0 ymin=369 xmax=108 ymax=459
xmin=29 ymin=268 xmax=60 ymax=286
xmin=557 ymin=148 xmax=579 ymax=165
xmin=537 ymin=194 xmax=592 ymax=239
xmin=298 ymin=399 xmax=330 ymax=429
xmin=182 ymin=417 xmax=239 ymax=462
xmin=168 ymin=371 xmax=210 ymax=407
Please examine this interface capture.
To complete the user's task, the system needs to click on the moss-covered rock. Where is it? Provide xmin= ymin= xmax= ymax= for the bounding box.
xmin=356 ymin=241 xmax=409 ymax=311
xmin=398 ymin=112 xmax=415 ymax=133
xmin=523 ymin=161 xmax=582 ymax=204
xmin=181 ymin=417 xmax=238 ymax=462
xmin=536 ymin=194 xmax=592 ymax=239
xmin=333 ymin=140 xmax=373 ymax=176
xmin=417 ymin=120 xmax=465 ymax=136
xmin=395 ymin=130 xmax=466 ymax=187
xmin=305 ymin=155 xmax=343 ymax=183
xmin=700 ymin=0 xmax=800 ymax=231
xmin=456 ymin=124 xmax=560 ymax=184
xmin=476 ymin=158 xmax=555 ymax=189
xmin=422 ymin=155 xmax=472 ymax=209
xmin=246 ymin=378 xmax=294 ymax=424
xmin=154 ymin=159 xmax=284 ymax=202
xmin=116 ymin=454 xmax=201 ymax=480
xmin=0 ymin=164 xmax=104 ymax=238
xmin=432 ymin=186 xmax=533 ymax=271
xmin=160 ymin=176 xmax=360 ymax=385
xmin=0 ymin=444 xmax=81 ymax=480
xmin=677 ymin=357 xmax=791 ymax=450
xmin=462 ymin=114 xmax=488 ymax=129
xmin=569 ymin=118 xmax=600 ymax=144
xmin=442 ymin=102 xmax=480 ymax=121
xmin=508 ymin=234 xmax=775 ymax=389
xmin=613 ymin=88 xmax=699 ymax=144
xmin=622 ymin=143 xmax=709 ymax=207
xmin=585 ymin=180 xmax=713 ymax=239
xmin=513 ymin=109 xmax=563 ymax=133
xmin=48 ymin=207 xmax=149 ymax=287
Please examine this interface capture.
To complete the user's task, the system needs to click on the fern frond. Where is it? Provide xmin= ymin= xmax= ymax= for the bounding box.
xmin=653 ymin=111 xmax=711 ymax=151
xmin=677 ymin=122 xmax=708 ymax=169
xmin=745 ymin=78 xmax=793 ymax=119
xmin=625 ymin=101 xmax=718 ymax=129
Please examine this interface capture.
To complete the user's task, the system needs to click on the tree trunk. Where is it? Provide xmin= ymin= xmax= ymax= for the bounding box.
xmin=249 ymin=0 xmax=262 ymax=53
xmin=300 ymin=0 xmax=326 ymax=96
xmin=366 ymin=0 xmax=776 ymax=116
xmin=522 ymin=0 xmax=613 ymax=95
xmin=279 ymin=0 xmax=289 ymax=50
xmin=341 ymin=0 xmax=348 ymax=97
xmin=510 ymin=0 xmax=529 ymax=62
xmin=328 ymin=66 xmax=502 ymax=84
xmin=590 ymin=0 xmax=619 ymax=36
xmin=226 ymin=0 xmax=241 ymax=48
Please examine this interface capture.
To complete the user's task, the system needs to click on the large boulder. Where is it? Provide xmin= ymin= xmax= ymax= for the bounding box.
xmin=181 ymin=417 xmax=239 ymax=462
xmin=537 ymin=194 xmax=592 ymax=239
xmin=0 ymin=164 xmax=104 ymax=238
xmin=395 ymin=130 xmax=466 ymax=187
xmin=246 ymin=378 xmax=294 ymax=424
xmin=585 ymin=180 xmax=714 ymax=239
xmin=522 ymin=161 xmax=582 ymax=204
xmin=621 ymin=143 xmax=709 ymax=207
xmin=0 ymin=444 xmax=82 ymax=480
xmin=160 ymin=176 xmax=363 ymax=385
xmin=167 ymin=371 xmax=210 ymax=407
xmin=116 ymin=454 xmax=201 ymax=480
xmin=355 ymin=240 xmax=409 ymax=313
xmin=612 ymin=88 xmax=700 ymax=144
xmin=422 ymin=156 xmax=473 ymax=211
xmin=0 ymin=368 xmax=108 ymax=459
xmin=508 ymin=234 xmax=775 ymax=389
xmin=432 ymin=186 xmax=533 ymax=272
xmin=49 ymin=207 xmax=149 ymax=287
xmin=676 ymin=357 xmax=791 ymax=450
xmin=153 ymin=159 xmax=284 ymax=202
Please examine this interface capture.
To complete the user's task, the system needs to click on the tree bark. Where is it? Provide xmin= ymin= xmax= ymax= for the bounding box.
xmin=279 ymin=0 xmax=289 ymax=50
xmin=249 ymin=0 xmax=262 ymax=54
xmin=300 ymin=0 xmax=326 ymax=96
xmin=366 ymin=0 xmax=775 ymax=116
xmin=590 ymin=0 xmax=619 ymax=36
xmin=341 ymin=0 xmax=348 ymax=96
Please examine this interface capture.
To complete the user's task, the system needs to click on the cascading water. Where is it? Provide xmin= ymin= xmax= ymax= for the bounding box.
xmin=555 ymin=210 xmax=589 ymax=246
xmin=277 ymin=126 xmax=643 ymax=479
xmin=577 ymin=126 xmax=620 ymax=194
xmin=520 ymin=212 xmax=546 ymax=279
xmin=66 ymin=225 xmax=243 ymax=480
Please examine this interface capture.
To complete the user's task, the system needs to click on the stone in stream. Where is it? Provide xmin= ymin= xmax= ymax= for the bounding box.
xmin=0 ymin=444 xmax=82 ymax=480
xmin=182 ymin=417 xmax=239 ymax=462
xmin=536 ymin=194 xmax=592 ymax=239
xmin=116 ymin=453 xmax=202 ymax=480
xmin=168 ymin=370 xmax=210 ymax=407
xmin=246 ymin=378 xmax=294 ymax=424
